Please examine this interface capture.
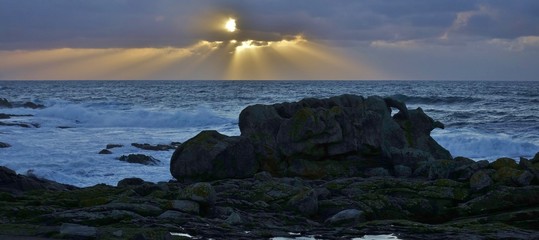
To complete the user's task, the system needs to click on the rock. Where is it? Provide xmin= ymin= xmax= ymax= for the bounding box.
xmin=98 ymin=149 xmax=112 ymax=154
xmin=112 ymin=230 xmax=123 ymax=237
xmin=427 ymin=159 xmax=460 ymax=180
xmin=287 ymin=189 xmax=318 ymax=216
xmin=170 ymin=130 xmax=258 ymax=181
xmin=450 ymin=160 xmax=489 ymax=181
xmin=364 ymin=167 xmax=391 ymax=177
xmin=106 ymin=144 xmax=123 ymax=149
xmin=117 ymin=154 xmax=160 ymax=166
xmin=0 ymin=142 xmax=10 ymax=148
xmin=238 ymin=95 xmax=451 ymax=178
xmin=516 ymin=171 xmax=534 ymax=186
xmin=493 ymin=167 xmax=523 ymax=185
xmin=117 ymin=177 xmax=145 ymax=187
xmin=491 ymin=158 xmax=519 ymax=170
xmin=519 ymin=158 xmax=539 ymax=182
xmin=60 ymin=223 xmax=96 ymax=238
xmin=469 ymin=170 xmax=493 ymax=192
xmin=0 ymin=98 xmax=12 ymax=108
xmin=22 ymin=101 xmax=45 ymax=109
xmin=394 ymin=165 xmax=412 ymax=178
xmin=325 ymin=209 xmax=365 ymax=226
xmin=254 ymin=171 xmax=273 ymax=182
xmin=180 ymin=182 xmax=216 ymax=206
xmin=0 ymin=113 xmax=10 ymax=119
xmin=225 ymin=212 xmax=243 ymax=225
xmin=0 ymin=166 xmax=74 ymax=193
xmin=532 ymin=152 xmax=539 ymax=164
xmin=171 ymin=200 xmax=200 ymax=215
xmin=132 ymin=143 xmax=176 ymax=151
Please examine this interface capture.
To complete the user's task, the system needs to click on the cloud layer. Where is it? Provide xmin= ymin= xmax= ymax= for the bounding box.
xmin=1 ymin=0 xmax=538 ymax=80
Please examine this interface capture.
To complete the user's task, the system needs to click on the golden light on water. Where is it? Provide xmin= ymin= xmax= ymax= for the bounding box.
xmin=0 ymin=16 xmax=382 ymax=80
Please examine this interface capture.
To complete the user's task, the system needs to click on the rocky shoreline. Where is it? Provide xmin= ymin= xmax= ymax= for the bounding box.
xmin=1 ymin=95 xmax=539 ymax=239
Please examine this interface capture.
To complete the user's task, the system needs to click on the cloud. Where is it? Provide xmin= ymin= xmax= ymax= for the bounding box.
xmin=488 ymin=36 xmax=539 ymax=51
xmin=1 ymin=0 xmax=539 ymax=50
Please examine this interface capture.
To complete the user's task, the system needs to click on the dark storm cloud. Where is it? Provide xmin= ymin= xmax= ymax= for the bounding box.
xmin=1 ymin=0 xmax=538 ymax=49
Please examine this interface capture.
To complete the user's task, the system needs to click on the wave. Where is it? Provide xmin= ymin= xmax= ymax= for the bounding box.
xmin=432 ymin=129 xmax=539 ymax=160
xmin=390 ymin=94 xmax=482 ymax=105
xmin=34 ymin=102 xmax=234 ymax=128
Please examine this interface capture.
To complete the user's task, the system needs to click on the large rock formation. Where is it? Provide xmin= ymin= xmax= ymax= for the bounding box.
xmin=171 ymin=95 xmax=451 ymax=180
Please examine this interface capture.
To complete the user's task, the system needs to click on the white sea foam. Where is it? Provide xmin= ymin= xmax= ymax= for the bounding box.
xmin=432 ymin=129 xmax=539 ymax=160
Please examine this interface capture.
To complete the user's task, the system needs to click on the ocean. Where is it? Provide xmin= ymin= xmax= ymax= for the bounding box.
xmin=1 ymin=80 xmax=538 ymax=187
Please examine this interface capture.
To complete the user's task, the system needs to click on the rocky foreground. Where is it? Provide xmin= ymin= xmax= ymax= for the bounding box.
xmin=1 ymin=95 xmax=539 ymax=239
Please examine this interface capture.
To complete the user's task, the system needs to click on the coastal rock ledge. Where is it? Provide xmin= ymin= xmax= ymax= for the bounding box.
xmin=171 ymin=94 xmax=451 ymax=181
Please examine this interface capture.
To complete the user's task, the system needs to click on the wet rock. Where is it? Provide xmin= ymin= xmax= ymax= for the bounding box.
xmin=60 ymin=223 xmax=96 ymax=238
xmin=287 ymin=189 xmax=318 ymax=217
xmin=470 ymin=170 xmax=493 ymax=192
xmin=117 ymin=154 xmax=160 ymax=166
xmin=106 ymin=144 xmax=123 ymax=149
xmin=0 ymin=142 xmax=10 ymax=148
xmin=491 ymin=158 xmax=519 ymax=170
xmin=117 ymin=177 xmax=145 ymax=187
xmin=450 ymin=160 xmax=489 ymax=181
xmin=171 ymin=200 xmax=200 ymax=215
xmin=0 ymin=166 xmax=74 ymax=194
xmin=0 ymin=98 xmax=12 ymax=108
xmin=22 ymin=101 xmax=45 ymax=109
xmin=493 ymin=167 xmax=523 ymax=185
xmin=132 ymin=143 xmax=176 ymax=151
xmin=364 ymin=167 xmax=390 ymax=177
xmin=180 ymin=182 xmax=216 ymax=206
xmin=98 ymin=149 xmax=112 ymax=154
xmin=170 ymin=130 xmax=258 ymax=181
xmin=516 ymin=171 xmax=534 ymax=186
xmin=532 ymin=152 xmax=539 ymax=164
xmin=394 ymin=165 xmax=412 ymax=178
xmin=325 ymin=209 xmax=365 ymax=226
xmin=239 ymin=95 xmax=451 ymax=178
xmin=427 ymin=159 xmax=460 ymax=180
xmin=225 ymin=212 xmax=242 ymax=225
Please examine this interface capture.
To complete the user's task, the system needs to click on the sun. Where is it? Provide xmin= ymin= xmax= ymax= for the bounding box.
xmin=225 ymin=18 xmax=237 ymax=32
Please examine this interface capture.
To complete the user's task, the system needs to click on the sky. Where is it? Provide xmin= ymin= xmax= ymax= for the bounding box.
xmin=1 ymin=0 xmax=538 ymax=80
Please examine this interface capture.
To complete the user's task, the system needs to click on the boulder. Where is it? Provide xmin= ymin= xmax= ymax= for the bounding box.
xmin=532 ymin=152 xmax=539 ymax=164
xmin=491 ymin=158 xmax=519 ymax=170
xmin=0 ymin=166 xmax=74 ymax=194
xmin=132 ymin=143 xmax=176 ymax=151
xmin=225 ymin=212 xmax=243 ymax=225
xmin=0 ymin=98 xmax=12 ymax=108
xmin=170 ymin=130 xmax=258 ymax=181
xmin=98 ymin=149 xmax=112 ymax=154
xmin=325 ymin=209 xmax=365 ymax=226
xmin=117 ymin=178 xmax=145 ymax=187
xmin=60 ymin=223 xmax=96 ymax=238
xmin=171 ymin=200 xmax=200 ymax=215
xmin=117 ymin=154 xmax=160 ymax=166
xmin=287 ymin=188 xmax=318 ymax=216
xmin=394 ymin=165 xmax=412 ymax=178
xmin=238 ymin=95 xmax=451 ymax=178
xmin=469 ymin=170 xmax=493 ymax=192
xmin=106 ymin=144 xmax=123 ymax=149
xmin=180 ymin=182 xmax=216 ymax=206
xmin=22 ymin=101 xmax=45 ymax=109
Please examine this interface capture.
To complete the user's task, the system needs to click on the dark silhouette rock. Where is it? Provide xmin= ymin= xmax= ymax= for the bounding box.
xmin=0 ymin=142 xmax=10 ymax=148
xmin=98 ymin=149 xmax=112 ymax=154
xmin=117 ymin=154 xmax=160 ymax=166
xmin=22 ymin=101 xmax=45 ymax=109
xmin=106 ymin=144 xmax=123 ymax=149
xmin=132 ymin=143 xmax=176 ymax=151
xmin=0 ymin=98 xmax=12 ymax=108
xmin=117 ymin=178 xmax=145 ymax=187
xmin=238 ymin=95 xmax=451 ymax=178
xmin=170 ymin=130 xmax=258 ymax=181
xmin=0 ymin=166 xmax=74 ymax=194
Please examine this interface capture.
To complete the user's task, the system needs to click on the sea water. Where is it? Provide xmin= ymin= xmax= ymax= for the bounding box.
xmin=1 ymin=80 xmax=538 ymax=187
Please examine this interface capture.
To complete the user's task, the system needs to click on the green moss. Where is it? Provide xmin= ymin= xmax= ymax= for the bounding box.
xmin=403 ymin=120 xmax=414 ymax=147
xmin=290 ymin=108 xmax=315 ymax=139
xmin=491 ymin=158 xmax=519 ymax=170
